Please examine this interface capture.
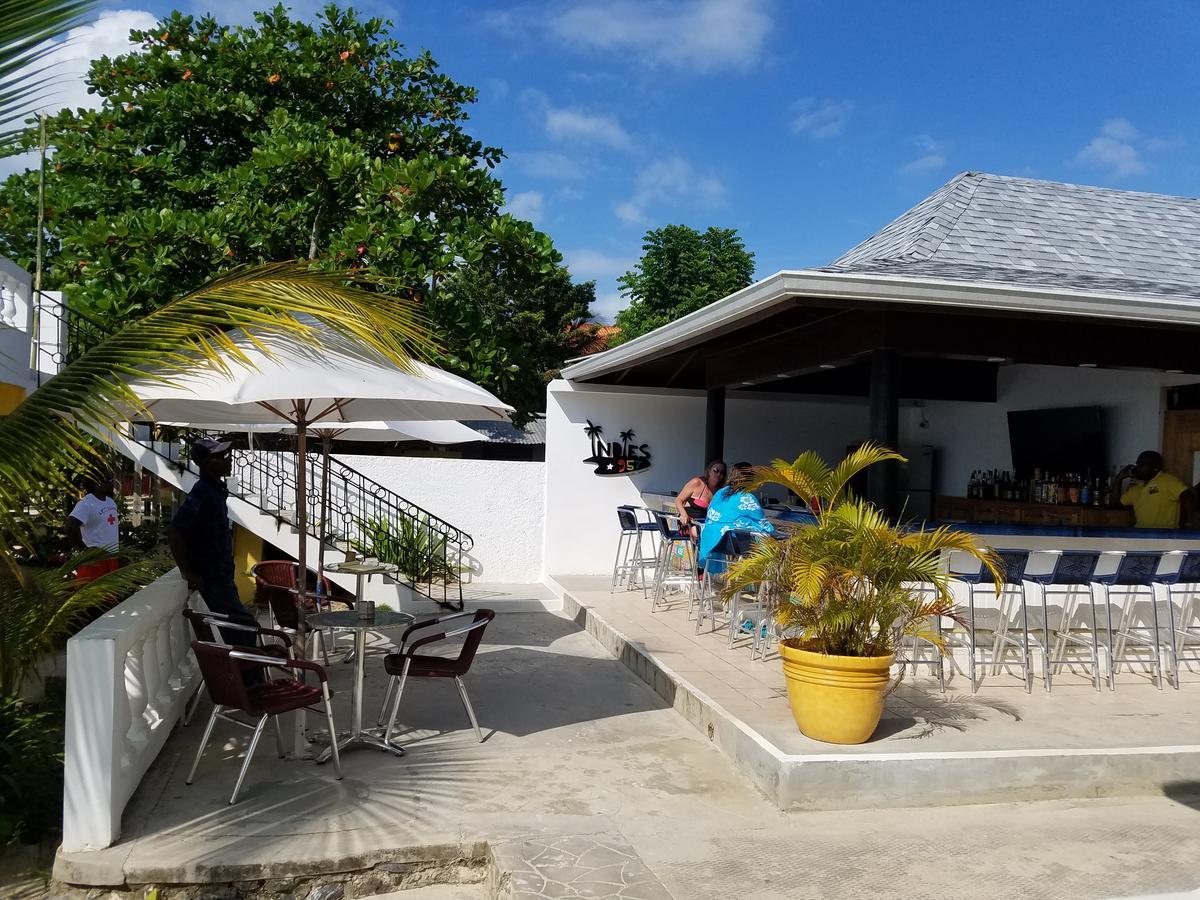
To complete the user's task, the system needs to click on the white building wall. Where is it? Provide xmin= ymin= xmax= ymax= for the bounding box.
xmin=337 ymin=455 xmax=545 ymax=583
xmin=543 ymin=380 xmax=869 ymax=576
xmin=899 ymin=364 xmax=1199 ymax=497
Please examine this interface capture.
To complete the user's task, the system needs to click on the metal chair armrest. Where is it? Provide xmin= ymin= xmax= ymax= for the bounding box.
xmin=228 ymin=650 xmax=330 ymax=682
xmin=406 ymin=617 xmax=489 ymax=654
xmin=399 ymin=611 xmax=475 ymax=647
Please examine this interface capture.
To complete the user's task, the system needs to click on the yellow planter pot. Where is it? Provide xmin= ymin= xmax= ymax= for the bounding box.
xmin=779 ymin=640 xmax=895 ymax=745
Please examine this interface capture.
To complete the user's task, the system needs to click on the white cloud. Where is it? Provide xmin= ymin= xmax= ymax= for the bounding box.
xmin=510 ymin=151 xmax=586 ymax=182
xmin=1075 ymin=136 xmax=1144 ymax=177
xmin=543 ymin=0 xmax=772 ymax=73
xmin=504 ymin=190 xmax=545 ymax=223
xmin=899 ymin=136 xmax=947 ymax=175
xmin=1100 ymin=118 xmax=1139 ymax=142
xmin=564 ymin=249 xmax=634 ymax=280
xmin=592 ymin=291 xmax=626 ymax=324
xmin=790 ymin=98 xmax=853 ymax=139
xmin=545 ymin=107 xmax=631 ymax=148
xmin=0 ymin=9 xmax=158 ymax=178
xmin=1074 ymin=118 xmax=1181 ymax=178
xmin=9 ymin=9 xmax=158 ymax=118
xmin=615 ymin=155 xmax=726 ymax=225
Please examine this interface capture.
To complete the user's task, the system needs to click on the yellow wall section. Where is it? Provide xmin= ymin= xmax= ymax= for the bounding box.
xmin=232 ymin=524 xmax=263 ymax=603
xmin=0 ymin=382 xmax=26 ymax=415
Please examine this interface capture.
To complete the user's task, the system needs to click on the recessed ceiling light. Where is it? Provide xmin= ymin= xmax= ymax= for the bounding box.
xmin=1079 ymin=363 xmax=1097 ymax=368
xmin=819 ymin=364 xmax=836 ymax=370
xmin=775 ymin=373 xmax=789 ymax=378
xmin=986 ymin=357 xmax=1006 ymax=363
xmin=741 ymin=380 xmax=753 ymax=386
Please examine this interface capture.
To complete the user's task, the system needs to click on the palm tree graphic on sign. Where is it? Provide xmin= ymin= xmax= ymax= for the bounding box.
xmin=583 ymin=421 xmax=651 ymax=476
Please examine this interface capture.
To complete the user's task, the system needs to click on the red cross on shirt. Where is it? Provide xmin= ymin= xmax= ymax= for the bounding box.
xmin=107 ymin=514 xmax=116 ymax=525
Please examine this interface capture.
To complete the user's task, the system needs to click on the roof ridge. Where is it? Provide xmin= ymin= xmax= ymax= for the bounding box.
xmin=830 ymin=171 xmax=974 ymax=267
xmin=918 ymin=172 xmax=982 ymax=261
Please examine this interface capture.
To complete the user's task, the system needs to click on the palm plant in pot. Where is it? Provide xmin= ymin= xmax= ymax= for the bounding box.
xmin=723 ymin=445 xmax=1000 ymax=745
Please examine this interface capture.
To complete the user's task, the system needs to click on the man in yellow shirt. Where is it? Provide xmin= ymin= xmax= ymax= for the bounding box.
xmin=1119 ymin=451 xmax=1191 ymax=528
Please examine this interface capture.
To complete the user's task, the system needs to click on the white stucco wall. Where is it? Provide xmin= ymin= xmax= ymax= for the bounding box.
xmin=543 ymin=379 xmax=870 ymax=576
xmin=336 ymin=455 xmax=545 ymax=582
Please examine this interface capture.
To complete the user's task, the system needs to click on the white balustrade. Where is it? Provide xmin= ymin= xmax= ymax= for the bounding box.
xmin=62 ymin=571 xmax=198 ymax=853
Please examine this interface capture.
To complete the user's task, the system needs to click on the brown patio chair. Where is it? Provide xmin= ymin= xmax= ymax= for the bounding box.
xmin=252 ymin=560 xmax=337 ymax=662
xmin=181 ymin=607 xmax=294 ymax=725
xmin=186 ymin=641 xmax=341 ymax=804
xmin=377 ymin=608 xmax=495 ymax=745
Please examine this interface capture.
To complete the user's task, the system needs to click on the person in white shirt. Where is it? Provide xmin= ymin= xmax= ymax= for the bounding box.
xmin=65 ymin=474 xmax=121 ymax=580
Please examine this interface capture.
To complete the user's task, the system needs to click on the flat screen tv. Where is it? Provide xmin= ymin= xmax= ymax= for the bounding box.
xmin=1007 ymin=406 xmax=1106 ymax=479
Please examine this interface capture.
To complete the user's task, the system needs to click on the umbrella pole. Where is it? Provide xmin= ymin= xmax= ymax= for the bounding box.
xmin=293 ymin=406 xmax=310 ymax=757
xmin=318 ymin=433 xmax=331 ymax=589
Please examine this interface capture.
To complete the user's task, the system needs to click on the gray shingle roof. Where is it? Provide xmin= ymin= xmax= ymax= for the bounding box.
xmin=460 ymin=417 xmax=546 ymax=445
xmin=828 ymin=172 xmax=1200 ymax=300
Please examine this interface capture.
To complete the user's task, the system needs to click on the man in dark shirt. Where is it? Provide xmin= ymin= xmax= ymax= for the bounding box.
xmin=169 ymin=438 xmax=258 ymax=646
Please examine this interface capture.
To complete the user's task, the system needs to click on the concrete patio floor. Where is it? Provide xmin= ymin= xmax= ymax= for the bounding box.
xmin=53 ymin=583 xmax=1200 ymax=899
xmin=557 ymin=575 xmax=1200 ymax=752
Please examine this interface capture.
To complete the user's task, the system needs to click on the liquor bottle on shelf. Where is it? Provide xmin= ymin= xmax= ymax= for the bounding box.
xmin=1032 ymin=469 xmax=1043 ymax=504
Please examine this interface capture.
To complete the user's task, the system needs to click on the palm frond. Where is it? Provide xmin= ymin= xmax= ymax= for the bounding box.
xmin=0 ymin=0 xmax=95 ymax=145
xmin=721 ymin=444 xmax=997 ymax=658
xmin=0 ymin=550 xmax=169 ymax=697
xmin=0 ymin=262 xmax=436 ymax=543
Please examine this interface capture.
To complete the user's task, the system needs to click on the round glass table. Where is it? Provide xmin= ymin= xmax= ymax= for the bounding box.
xmin=309 ymin=608 xmax=414 ymax=761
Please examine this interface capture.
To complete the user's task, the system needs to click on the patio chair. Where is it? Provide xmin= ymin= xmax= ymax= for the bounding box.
xmin=947 ymin=549 xmax=1036 ymax=693
xmin=376 ymin=608 xmax=495 ymax=746
xmin=186 ymin=641 xmax=341 ymax=804
xmin=693 ymin=527 xmax=757 ymax=634
xmin=1099 ymin=551 xmax=1167 ymax=690
xmin=1029 ymin=550 xmax=1103 ymax=692
xmin=650 ymin=510 xmax=697 ymax=613
xmin=1154 ymin=550 xmax=1200 ymax=688
xmin=252 ymin=561 xmax=337 ymax=662
xmin=611 ymin=505 xmax=658 ymax=596
xmin=181 ymin=607 xmax=294 ymax=726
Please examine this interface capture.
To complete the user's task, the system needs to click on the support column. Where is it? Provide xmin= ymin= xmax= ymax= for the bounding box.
xmin=867 ymin=349 xmax=899 ymax=515
xmin=705 ymin=387 xmax=726 ymax=466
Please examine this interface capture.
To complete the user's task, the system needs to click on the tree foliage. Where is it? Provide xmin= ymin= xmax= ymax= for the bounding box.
xmin=613 ymin=224 xmax=755 ymax=344
xmin=0 ymin=4 xmax=559 ymax=350
xmin=427 ymin=262 xmax=596 ymax=423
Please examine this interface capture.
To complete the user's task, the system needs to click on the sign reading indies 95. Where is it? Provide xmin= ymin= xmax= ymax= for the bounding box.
xmin=583 ymin=420 xmax=652 ymax=476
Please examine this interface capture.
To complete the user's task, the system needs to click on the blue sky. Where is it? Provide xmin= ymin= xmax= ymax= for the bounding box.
xmin=22 ymin=1 xmax=1200 ymax=320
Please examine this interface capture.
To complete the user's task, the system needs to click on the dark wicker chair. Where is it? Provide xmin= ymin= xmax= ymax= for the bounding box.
xmin=186 ymin=641 xmax=341 ymax=804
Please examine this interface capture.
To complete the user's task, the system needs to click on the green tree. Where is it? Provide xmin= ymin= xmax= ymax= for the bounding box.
xmin=427 ymin=263 xmax=596 ymax=423
xmin=613 ymin=224 xmax=755 ymax=344
xmin=0 ymin=4 xmax=557 ymax=335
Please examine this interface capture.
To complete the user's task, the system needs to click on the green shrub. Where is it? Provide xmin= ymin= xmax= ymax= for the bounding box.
xmin=351 ymin=515 xmax=462 ymax=584
xmin=0 ymin=693 xmax=64 ymax=845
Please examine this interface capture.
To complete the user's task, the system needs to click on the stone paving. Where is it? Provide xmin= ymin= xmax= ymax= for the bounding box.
xmin=494 ymin=834 xmax=670 ymax=900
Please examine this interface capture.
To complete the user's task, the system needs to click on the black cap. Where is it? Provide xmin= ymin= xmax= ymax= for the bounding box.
xmin=191 ymin=437 xmax=233 ymax=463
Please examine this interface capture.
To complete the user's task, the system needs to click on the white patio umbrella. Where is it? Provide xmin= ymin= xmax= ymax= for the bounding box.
xmin=126 ymin=320 xmax=511 ymax=624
